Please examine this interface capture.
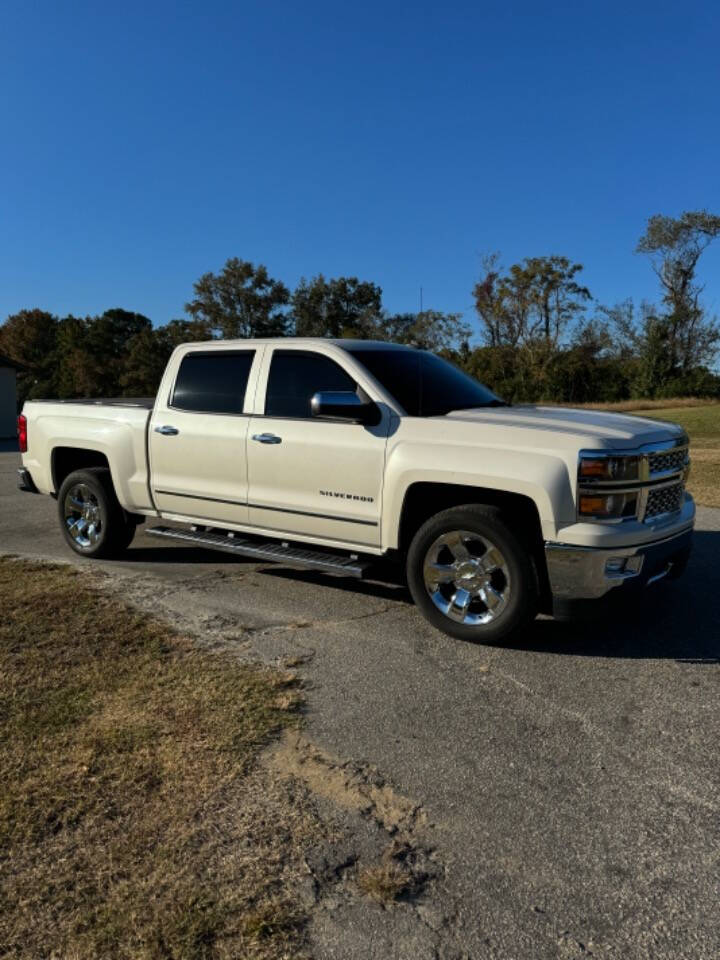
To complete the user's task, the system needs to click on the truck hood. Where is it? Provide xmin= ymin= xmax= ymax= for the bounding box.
xmin=442 ymin=405 xmax=686 ymax=450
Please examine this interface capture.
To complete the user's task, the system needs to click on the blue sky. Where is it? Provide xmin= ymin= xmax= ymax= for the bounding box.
xmin=3 ymin=0 xmax=719 ymax=334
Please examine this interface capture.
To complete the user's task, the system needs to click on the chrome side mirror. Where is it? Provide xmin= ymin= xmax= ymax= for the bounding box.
xmin=310 ymin=391 xmax=380 ymax=425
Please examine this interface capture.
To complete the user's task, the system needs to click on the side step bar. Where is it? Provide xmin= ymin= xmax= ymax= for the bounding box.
xmin=146 ymin=525 xmax=371 ymax=578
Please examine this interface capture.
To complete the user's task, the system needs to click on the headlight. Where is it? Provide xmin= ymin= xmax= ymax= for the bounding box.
xmin=578 ymin=454 xmax=642 ymax=483
xmin=577 ymin=452 xmax=643 ymax=521
xmin=578 ymin=491 xmax=639 ymax=520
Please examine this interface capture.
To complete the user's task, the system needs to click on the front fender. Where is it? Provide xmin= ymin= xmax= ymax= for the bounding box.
xmin=382 ymin=442 xmax=575 ymax=549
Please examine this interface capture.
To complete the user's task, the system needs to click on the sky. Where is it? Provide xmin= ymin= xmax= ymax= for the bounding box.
xmin=2 ymin=0 xmax=720 ymax=334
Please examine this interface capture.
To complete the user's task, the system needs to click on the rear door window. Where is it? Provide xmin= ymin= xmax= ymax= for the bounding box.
xmin=171 ymin=351 xmax=255 ymax=414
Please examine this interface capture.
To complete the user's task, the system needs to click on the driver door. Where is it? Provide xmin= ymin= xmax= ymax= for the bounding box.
xmin=246 ymin=347 xmax=389 ymax=546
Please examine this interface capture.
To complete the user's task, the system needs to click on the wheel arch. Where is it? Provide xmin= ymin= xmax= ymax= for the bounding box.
xmin=398 ymin=482 xmax=543 ymax=551
xmin=52 ymin=446 xmax=112 ymax=494
xmin=397 ymin=482 xmax=552 ymax=612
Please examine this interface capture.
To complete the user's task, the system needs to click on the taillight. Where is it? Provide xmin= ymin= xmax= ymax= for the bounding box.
xmin=17 ymin=414 xmax=27 ymax=453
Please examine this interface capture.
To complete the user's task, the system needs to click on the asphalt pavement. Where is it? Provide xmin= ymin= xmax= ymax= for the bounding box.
xmin=2 ymin=441 xmax=719 ymax=960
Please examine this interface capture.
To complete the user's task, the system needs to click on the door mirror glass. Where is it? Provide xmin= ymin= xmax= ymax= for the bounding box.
xmin=310 ymin=391 xmax=379 ymax=425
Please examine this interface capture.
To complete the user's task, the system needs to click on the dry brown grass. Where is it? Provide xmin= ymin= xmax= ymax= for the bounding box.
xmin=0 ymin=558 xmax=325 ymax=960
xmin=681 ymin=453 xmax=720 ymax=508
xmin=356 ymin=861 xmax=413 ymax=905
xmin=567 ymin=397 xmax=713 ymax=412
xmin=354 ymin=843 xmax=419 ymax=906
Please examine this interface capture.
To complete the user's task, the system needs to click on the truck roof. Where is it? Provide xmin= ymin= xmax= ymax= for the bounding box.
xmin=178 ymin=338 xmax=413 ymax=351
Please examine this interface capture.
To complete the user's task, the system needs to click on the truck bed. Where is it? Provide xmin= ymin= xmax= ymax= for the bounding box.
xmin=21 ymin=398 xmax=154 ymax=511
xmin=26 ymin=397 xmax=155 ymax=409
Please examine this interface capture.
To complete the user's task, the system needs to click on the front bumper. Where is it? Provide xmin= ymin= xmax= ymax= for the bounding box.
xmin=545 ymin=525 xmax=693 ymax=619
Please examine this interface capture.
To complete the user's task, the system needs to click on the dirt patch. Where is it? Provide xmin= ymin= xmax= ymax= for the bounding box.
xmin=265 ymin=731 xmax=435 ymax=909
xmin=266 ymin=730 xmax=427 ymax=837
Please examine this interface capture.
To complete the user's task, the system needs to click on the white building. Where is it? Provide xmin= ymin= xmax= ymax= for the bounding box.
xmin=0 ymin=354 xmax=20 ymax=439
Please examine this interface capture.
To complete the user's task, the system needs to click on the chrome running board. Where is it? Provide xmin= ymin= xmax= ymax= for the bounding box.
xmin=146 ymin=525 xmax=371 ymax=578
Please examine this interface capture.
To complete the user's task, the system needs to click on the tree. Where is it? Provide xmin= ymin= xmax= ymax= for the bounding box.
xmin=186 ymin=258 xmax=290 ymax=339
xmin=120 ymin=328 xmax=173 ymax=397
xmin=162 ymin=317 xmax=214 ymax=348
xmin=546 ymin=319 xmax=631 ymax=403
xmin=56 ymin=309 xmax=153 ymax=397
xmin=0 ymin=309 xmax=59 ymax=403
xmin=382 ymin=310 xmax=471 ymax=352
xmin=55 ymin=315 xmax=89 ymax=398
xmin=120 ymin=318 xmax=215 ymax=396
xmin=602 ymin=299 xmax=716 ymax=399
xmin=473 ymin=254 xmax=591 ymax=347
xmin=636 ymin=210 xmax=720 ymax=372
xmin=291 ymin=275 xmax=382 ymax=338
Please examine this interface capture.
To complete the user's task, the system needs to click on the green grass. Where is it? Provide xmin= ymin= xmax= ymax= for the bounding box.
xmin=0 ymin=559 xmax=321 ymax=960
xmin=635 ymin=403 xmax=720 ymax=447
xmin=632 ymin=403 xmax=720 ymax=508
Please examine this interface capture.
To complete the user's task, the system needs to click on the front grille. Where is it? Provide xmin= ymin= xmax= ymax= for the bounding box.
xmin=644 ymin=482 xmax=683 ymax=520
xmin=648 ymin=446 xmax=688 ymax=475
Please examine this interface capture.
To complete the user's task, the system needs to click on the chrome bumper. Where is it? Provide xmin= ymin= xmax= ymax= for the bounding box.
xmin=545 ymin=526 xmax=693 ymax=601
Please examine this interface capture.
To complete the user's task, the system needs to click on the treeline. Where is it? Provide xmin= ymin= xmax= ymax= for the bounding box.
xmin=2 ymin=211 xmax=719 ymax=406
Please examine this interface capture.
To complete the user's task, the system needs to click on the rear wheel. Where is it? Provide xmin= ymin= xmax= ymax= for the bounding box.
xmin=58 ymin=468 xmax=136 ymax=559
xmin=406 ymin=505 xmax=539 ymax=643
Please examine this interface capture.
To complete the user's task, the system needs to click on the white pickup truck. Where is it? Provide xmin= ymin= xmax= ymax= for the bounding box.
xmin=17 ymin=338 xmax=694 ymax=642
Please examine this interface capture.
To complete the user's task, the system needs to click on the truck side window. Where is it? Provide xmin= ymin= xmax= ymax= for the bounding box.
xmin=265 ymin=351 xmax=356 ymax=419
xmin=171 ymin=351 xmax=255 ymax=414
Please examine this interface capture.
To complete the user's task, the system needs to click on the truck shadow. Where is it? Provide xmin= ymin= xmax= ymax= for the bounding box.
xmin=493 ymin=528 xmax=720 ymax=663
xmin=261 ymin=531 xmax=720 ymax=663
xmin=122 ymin=545 xmax=255 ymax=565
xmin=125 ymin=529 xmax=720 ymax=663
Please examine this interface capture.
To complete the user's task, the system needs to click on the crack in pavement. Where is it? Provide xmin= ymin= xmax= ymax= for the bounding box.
xmin=483 ymin=662 xmax=720 ymax=816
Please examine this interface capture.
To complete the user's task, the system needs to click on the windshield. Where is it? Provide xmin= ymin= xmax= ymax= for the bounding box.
xmin=345 ymin=347 xmax=505 ymax=417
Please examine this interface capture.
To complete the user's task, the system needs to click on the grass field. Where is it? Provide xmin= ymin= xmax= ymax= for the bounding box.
xmin=0 ymin=559 xmax=323 ymax=960
xmin=632 ymin=403 xmax=720 ymax=508
xmin=577 ymin=397 xmax=714 ymax=413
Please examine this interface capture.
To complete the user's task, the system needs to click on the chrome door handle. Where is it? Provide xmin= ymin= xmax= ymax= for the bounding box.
xmin=154 ymin=425 xmax=179 ymax=436
xmin=252 ymin=432 xmax=282 ymax=444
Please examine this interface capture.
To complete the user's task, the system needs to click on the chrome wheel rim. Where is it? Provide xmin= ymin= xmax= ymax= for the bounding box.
xmin=423 ymin=529 xmax=511 ymax=626
xmin=64 ymin=483 xmax=102 ymax=548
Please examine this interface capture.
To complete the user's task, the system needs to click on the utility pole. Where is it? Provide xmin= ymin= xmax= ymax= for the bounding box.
xmin=420 ymin=286 xmax=423 ymax=313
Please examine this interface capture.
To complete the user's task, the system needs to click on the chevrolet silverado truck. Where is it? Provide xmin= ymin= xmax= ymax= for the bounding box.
xmin=16 ymin=338 xmax=694 ymax=642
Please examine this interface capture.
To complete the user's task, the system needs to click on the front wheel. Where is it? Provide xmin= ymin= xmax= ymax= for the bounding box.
xmin=58 ymin=468 xmax=136 ymax=559
xmin=406 ymin=505 xmax=539 ymax=643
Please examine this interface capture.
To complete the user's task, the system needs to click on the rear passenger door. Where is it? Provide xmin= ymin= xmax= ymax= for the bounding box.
xmin=149 ymin=348 xmax=259 ymax=525
xmin=246 ymin=347 xmax=389 ymax=546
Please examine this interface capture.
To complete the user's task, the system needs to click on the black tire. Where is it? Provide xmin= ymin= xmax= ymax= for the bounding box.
xmin=57 ymin=467 xmax=136 ymax=559
xmin=406 ymin=504 xmax=539 ymax=643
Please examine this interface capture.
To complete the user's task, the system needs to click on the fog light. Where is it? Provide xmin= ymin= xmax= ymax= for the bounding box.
xmin=605 ymin=556 xmax=644 ymax=578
